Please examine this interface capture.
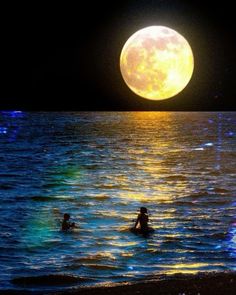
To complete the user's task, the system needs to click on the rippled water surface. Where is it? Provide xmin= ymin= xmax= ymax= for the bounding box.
xmin=0 ymin=111 xmax=236 ymax=291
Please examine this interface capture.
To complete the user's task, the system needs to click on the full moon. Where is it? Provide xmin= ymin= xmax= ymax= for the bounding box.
xmin=120 ymin=26 xmax=194 ymax=100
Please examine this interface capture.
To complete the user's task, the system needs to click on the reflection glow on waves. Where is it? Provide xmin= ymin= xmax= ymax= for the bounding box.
xmin=0 ymin=112 xmax=236 ymax=290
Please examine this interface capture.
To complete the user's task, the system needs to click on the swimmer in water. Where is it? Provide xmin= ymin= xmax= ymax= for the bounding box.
xmin=132 ymin=207 xmax=154 ymax=234
xmin=61 ymin=213 xmax=75 ymax=231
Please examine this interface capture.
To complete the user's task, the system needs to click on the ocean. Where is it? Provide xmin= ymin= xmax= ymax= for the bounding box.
xmin=0 ymin=111 xmax=235 ymax=292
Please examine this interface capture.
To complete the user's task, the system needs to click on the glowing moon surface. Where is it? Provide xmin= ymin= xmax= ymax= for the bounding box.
xmin=120 ymin=26 xmax=194 ymax=100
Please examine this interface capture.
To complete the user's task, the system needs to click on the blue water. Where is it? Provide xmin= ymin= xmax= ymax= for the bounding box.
xmin=0 ymin=111 xmax=235 ymax=291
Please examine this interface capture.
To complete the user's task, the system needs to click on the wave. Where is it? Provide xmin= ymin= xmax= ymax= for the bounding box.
xmin=31 ymin=195 xmax=74 ymax=201
xmin=0 ymin=173 xmax=20 ymax=178
xmin=164 ymin=175 xmax=188 ymax=181
xmin=207 ymin=171 xmax=222 ymax=176
xmin=82 ymin=164 xmax=99 ymax=170
xmin=84 ymin=264 xmax=120 ymax=270
xmin=12 ymin=274 xmax=90 ymax=286
xmin=211 ymin=188 xmax=231 ymax=194
xmin=87 ymin=195 xmax=110 ymax=201
xmin=208 ymin=233 xmax=227 ymax=239
xmin=174 ymin=199 xmax=233 ymax=206
xmin=0 ymin=184 xmax=15 ymax=190
xmin=72 ymin=254 xmax=116 ymax=264
xmin=42 ymin=182 xmax=69 ymax=188
xmin=178 ymin=190 xmax=233 ymax=201
xmin=96 ymin=184 xmax=125 ymax=189
xmin=31 ymin=196 xmax=57 ymax=201
xmin=183 ymin=191 xmax=210 ymax=198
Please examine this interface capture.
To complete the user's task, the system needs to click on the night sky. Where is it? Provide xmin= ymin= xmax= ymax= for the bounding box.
xmin=1 ymin=1 xmax=236 ymax=111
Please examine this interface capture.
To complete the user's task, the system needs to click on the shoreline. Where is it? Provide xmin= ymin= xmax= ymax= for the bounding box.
xmin=2 ymin=272 xmax=236 ymax=295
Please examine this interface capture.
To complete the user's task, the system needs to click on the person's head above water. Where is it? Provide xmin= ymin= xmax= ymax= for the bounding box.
xmin=140 ymin=207 xmax=147 ymax=214
xmin=63 ymin=213 xmax=70 ymax=220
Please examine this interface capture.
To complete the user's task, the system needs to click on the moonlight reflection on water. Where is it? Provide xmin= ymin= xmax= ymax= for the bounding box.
xmin=0 ymin=112 xmax=235 ymax=291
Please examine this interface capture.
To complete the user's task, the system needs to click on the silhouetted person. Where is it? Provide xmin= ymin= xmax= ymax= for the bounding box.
xmin=134 ymin=207 xmax=148 ymax=230
xmin=61 ymin=213 xmax=75 ymax=231
xmin=131 ymin=207 xmax=154 ymax=234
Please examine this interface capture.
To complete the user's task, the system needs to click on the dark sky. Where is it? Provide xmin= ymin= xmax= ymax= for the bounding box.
xmin=1 ymin=1 xmax=236 ymax=111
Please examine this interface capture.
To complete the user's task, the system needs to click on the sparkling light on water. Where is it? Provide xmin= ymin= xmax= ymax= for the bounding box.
xmin=0 ymin=112 xmax=236 ymax=291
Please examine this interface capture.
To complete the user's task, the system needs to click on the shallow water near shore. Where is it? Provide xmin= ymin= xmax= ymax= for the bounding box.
xmin=0 ymin=111 xmax=236 ymax=292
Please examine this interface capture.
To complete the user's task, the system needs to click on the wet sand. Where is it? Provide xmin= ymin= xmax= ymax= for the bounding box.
xmin=3 ymin=272 xmax=236 ymax=295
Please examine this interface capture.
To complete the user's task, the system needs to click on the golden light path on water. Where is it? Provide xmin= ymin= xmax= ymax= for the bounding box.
xmin=114 ymin=112 xmax=189 ymax=204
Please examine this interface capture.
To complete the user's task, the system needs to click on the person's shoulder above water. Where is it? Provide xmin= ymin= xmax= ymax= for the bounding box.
xmin=61 ymin=213 xmax=76 ymax=231
xmin=131 ymin=207 xmax=154 ymax=235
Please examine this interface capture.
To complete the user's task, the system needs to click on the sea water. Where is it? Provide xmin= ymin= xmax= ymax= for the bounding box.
xmin=0 ymin=111 xmax=235 ymax=291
